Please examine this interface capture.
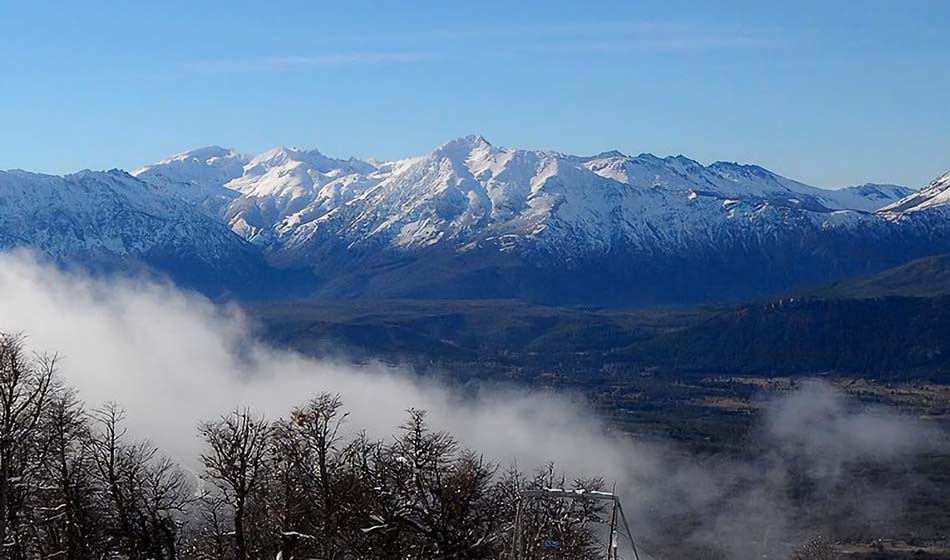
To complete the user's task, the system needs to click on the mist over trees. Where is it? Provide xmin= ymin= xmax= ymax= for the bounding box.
xmin=0 ymin=333 xmax=615 ymax=560
xmin=0 ymin=332 xmax=854 ymax=560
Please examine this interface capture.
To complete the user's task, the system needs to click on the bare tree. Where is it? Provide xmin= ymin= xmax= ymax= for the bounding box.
xmin=36 ymin=385 xmax=101 ymax=560
xmin=0 ymin=333 xmax=625 ymax=560
xmin=185 ymin=491 xmax=233 ymax=560
xmin=88 ymin=402 xmax=190 ymax=560
xmin=283 ymin=393 xmax=349 ymax=558
xmin=0 ymin=333 xmax=55 ymax=555
xmin=268 ymin=417 xmax=313 ymax=559
xmin=199 ymin=408 xmax=270 ymax=560
xmin=330 ymin=429 xmax=384 ymax=558
xmin=89 ymin=402 xmax=143 ymax=557
xmin=360 ymin=408 xmax=499 ymax=559
xmin=140 ymin=454 xmax=193 ymax=559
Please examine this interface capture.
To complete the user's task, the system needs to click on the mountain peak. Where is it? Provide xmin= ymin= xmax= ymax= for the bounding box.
xmin=133 ymin=146 xmax=246 ymax=181
xmin=708 ymin=161 xmax=780 ymax=182
xmin=244 ymin=146 xmax=335 ymax=172
xmin=710 ymin=160 xmax=763 ymax=171
xmin=131 ymin=147 xmax=248 ymax=214
xmin=431 ymin=135 xmax=498 ymax=170
xmin=841 ymin=183 xmax=913 ymax=197
xmin=252 ymin=145 xmax=306 ymax=161
xmin=437 ymin=134 xmax=493 ymax=152
xmin=160 ymin=146 xmax=240 ymax=165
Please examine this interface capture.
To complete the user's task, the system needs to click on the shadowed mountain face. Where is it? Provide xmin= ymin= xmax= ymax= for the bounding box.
xmin=621 ymin=254 xmax=950 ymax=378
xmin=0 ymin=169 xmax=311 ymax=299
xmin=626 ymin=296 xmax=950 ymax=379
xmin=805 ymin=254 xmax=950 ymax=299
xmin=3 ymin=137 xmax=949 ymax=305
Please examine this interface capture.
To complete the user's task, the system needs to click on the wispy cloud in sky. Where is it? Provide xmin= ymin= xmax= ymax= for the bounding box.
xmin=515 ymin=34 xmax=782 ymax=55
xmin=150 ymin=20 xmax=782 ymax=79
xmin=474 ymin=21 xmax=784 ymax=54
xmin=413 ymin=20 xmax=782 ymax=48
xmin=181 ymin=51 xmax=433 ymax=74
xmin=141 ymin=51 xmax=433 ymax=80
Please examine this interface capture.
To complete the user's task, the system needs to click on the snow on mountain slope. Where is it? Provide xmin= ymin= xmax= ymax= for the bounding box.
xmin=879 ymin=171 xmax=950 ymax=215
xmin=2 ymin=136 xmax=941 ymax=305
xmin=837 ymin=183 xmax=915 ymax=209
xmin=0 ymin=168 xmax=275 ymax=296
xmin=134 ymin=137 xmax=915 ymax=261
xmin=132 ymin=146 xmax=247 ymax=214
xmin=583 ymin=153 xmax=912 ymax=212
xmin=268 ymin=136 xmax=567 ymax=256
xmin=254 ymin=135 xmax=913 ymax=263
xmin=133 ymin=144 xmax=387 ymax=249
xmin=221 ymin=147 xmax=383 ymax=247
xmin=116 ymin=136 xmax=949 ymax=304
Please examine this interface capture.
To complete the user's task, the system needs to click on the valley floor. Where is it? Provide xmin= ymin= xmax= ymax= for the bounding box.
xmin=248 ymin=299 xmax=950 ymax=559
xmin=533 ymin=374 xmax=950 ymax=560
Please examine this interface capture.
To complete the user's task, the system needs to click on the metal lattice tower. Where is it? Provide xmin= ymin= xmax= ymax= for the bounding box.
xmin=509 ymin=488 xmax=646 ymax=560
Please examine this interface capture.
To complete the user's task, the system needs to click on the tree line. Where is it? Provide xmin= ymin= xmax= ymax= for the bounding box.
xmin=0 ymin=333 xmax=609 ymax=560
xmin=0 ymin=332 xmax=845 ymax=560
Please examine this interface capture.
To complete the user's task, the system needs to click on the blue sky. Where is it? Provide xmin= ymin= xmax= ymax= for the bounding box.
xmin=1 ymin=0 xmax=948 ymax=188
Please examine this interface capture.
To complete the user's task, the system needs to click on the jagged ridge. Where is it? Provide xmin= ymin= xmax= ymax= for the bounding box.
xmin=2 ymin=136 xmax=945 ymax=304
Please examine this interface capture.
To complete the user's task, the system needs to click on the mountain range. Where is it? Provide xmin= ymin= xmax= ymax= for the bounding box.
xmin=3 ymin=136 xmax=949 ymax=305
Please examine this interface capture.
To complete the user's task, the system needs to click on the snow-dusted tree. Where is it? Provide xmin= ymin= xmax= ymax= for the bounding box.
xmin=199 ymin=408 xmax=270 ymax=560
xmin=329 ymin=429 xmax=385 ymax=557
xmin=264 ymin=418 xmax=309 ymax=559
xmin=185 ymin=491 xmax=233 ymax=560
xmin=139 ymin=454 xmax=193 ymax=558
xmin=281 ymin=393 xmax=352 ymax=558
xmin=90 ymin=403 xmax=143 ymax=557
xmin=263 ymin=393 xmax=387 ymax=559
xmin=0 ymin=332 xmax=622 ymax=560
xmin=89 ymin=402 xmax=190 ymax=560
xmin=358 ymin=408 xmax=500 ymax=559
xmin=0 ymin=333 xmax=56 ymax=556
xmin=34 ymin=386 xmax=102 ymax=560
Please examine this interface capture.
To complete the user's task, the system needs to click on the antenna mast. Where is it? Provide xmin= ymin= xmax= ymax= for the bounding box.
xmin=510 ymin=488 xmax=645 ymax=560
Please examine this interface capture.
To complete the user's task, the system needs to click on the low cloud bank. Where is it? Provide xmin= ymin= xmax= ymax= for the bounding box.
xmin=0 ymin=250 xmax=941 ymax=559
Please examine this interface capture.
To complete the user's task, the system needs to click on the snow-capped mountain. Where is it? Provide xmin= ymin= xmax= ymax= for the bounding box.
xmin=879 ymin=170 xmax=950 ymax=215
xmin=4 ymin=136 xmax=946 ymax=305
xmin=0 ymin=168 xmax=283 ymax=298
xmin=133 ymin=146 xmax=247 ymax=214
xmin=578 ymin=151 xmax=912 ymax=212
xmin=220 ymin=147 xmax=381 ymax=248
xmin=138 ymin=136 xmax=915 ymax=260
